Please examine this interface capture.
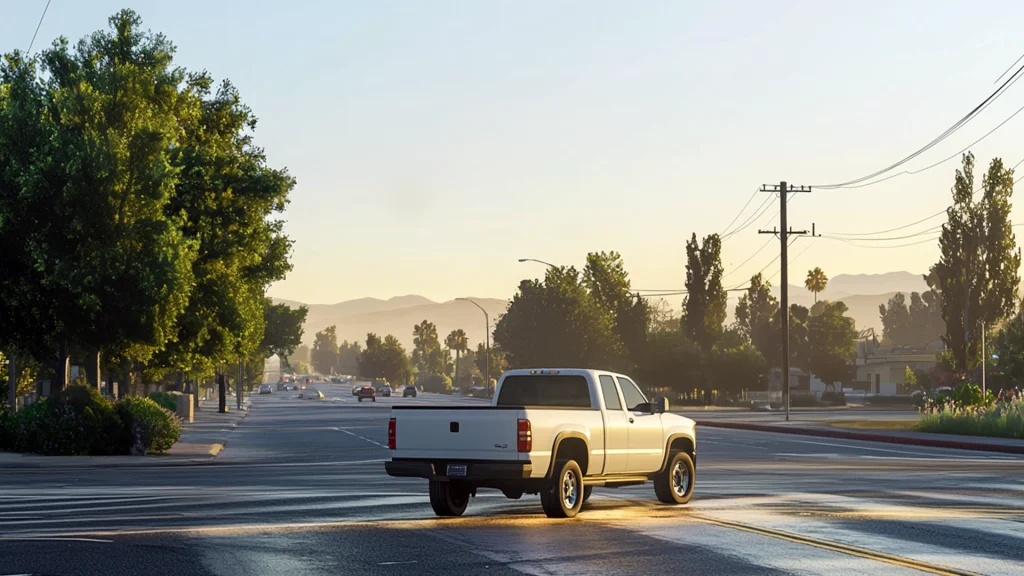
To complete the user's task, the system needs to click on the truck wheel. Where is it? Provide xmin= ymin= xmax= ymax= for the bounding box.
xmin=582 ymin=486 xmax=593 ymax=504
xmin=358 ymin=397 xmax=362 ymax=402
xmin=654 ymin=451 xmax=694 ymax=504
xmin=540 ymin=460 xmax=583 ymax=518
xmin=429 ymin=480 xmax=470 ymax=517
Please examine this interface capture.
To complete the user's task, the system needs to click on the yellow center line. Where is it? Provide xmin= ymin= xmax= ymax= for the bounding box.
xmin=691 ymin=515 xmax=983 ymax=576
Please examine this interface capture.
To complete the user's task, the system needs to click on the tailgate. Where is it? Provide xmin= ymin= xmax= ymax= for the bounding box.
xmin=392 ymin=408 xmax=523 ymax=461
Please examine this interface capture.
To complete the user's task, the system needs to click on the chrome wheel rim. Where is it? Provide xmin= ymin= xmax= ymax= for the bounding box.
xmin=672 ymin=460 xmax=690 ymax=497
xmin=562 ymin=469 xmax=579 ymax=508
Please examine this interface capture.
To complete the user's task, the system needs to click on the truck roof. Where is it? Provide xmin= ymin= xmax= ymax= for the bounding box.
xmin=500 ymin=368 xmax=632 ymax=380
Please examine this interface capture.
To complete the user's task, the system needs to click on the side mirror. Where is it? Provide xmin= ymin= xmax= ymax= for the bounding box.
xmin=655 ymin=396 xmax=669 ymax=414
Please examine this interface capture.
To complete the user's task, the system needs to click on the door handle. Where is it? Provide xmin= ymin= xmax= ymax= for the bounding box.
xmin=629 ymin=417 xmax=634 ymax=423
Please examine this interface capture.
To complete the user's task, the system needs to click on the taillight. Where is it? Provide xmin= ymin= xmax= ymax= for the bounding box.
xmin=517 ymin=418 xmax=532 ymax=452
xmin=388 ymin=417 xmax=396 ymax=450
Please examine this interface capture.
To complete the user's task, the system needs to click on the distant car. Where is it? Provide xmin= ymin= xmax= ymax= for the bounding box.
xmin=403 ymin=385 xmax=418 ymax=398
xmin=382 ymin=385 xmax=393 ymax=397
xmin=259 ymin=385 xmax=272 ymax=395
xmin=352 ymin=385 xmax=361 ymax=396
xmin=330 ymin=376 xmax=342 ymax=384
xmin=358 ymin=386 xmax=376 ymax=402
xmin=467 ymin=386 xmax=489 ymax=398
xmin=300 ymin=389 xmax=325 ymax=399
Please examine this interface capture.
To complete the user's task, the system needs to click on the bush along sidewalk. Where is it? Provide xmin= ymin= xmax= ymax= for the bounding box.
xmin=918 ymin=384 xmax=1024 ymax=440
xmin=0 ymin=385 xmax=181 ymax=456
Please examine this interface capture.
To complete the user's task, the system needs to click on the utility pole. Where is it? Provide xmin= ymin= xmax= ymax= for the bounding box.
xmin=981 ymin=322 xmax=986 ymax=397
xmin=758 ymin=182 xmax=815 ymax=421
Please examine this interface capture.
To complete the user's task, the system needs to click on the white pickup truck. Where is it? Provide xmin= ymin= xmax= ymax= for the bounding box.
xmin=385 ymin=368 xmax=696 ymax=518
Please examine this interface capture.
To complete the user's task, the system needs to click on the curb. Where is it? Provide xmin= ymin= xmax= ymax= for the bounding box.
xmin=696 ymin=420 xmax=1024 ymax=455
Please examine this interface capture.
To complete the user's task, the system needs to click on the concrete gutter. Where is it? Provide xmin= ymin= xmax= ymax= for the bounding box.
xmin=698 ymin=420 xmax=1024 ymax=455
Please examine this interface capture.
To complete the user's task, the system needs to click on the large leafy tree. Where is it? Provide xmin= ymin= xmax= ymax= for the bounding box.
xmin=260 ymin=299 xmax=308 ymax=366
xmin=358 ymin=333 xmax=411 ymax=384
xmin=311 ymin=326 xmax=339 ymax=375
xmin=804 ymin=267 xmax=828 ymax=303
xmin=475 ymin=343 xmax=507 ymax=383
xmin=807 ymin=301 xmax=856 ymax=390
xmin=935 ymin=153 xmax=1021 ymax=372
xmin=681 ymin=233 xmax=726 ymax=355
xmin=734 ymin=273 xmax=777 ymax=362
xmin=879 ymin=290 xmax=944 ymax=347
xmin=412 ymin=320 xmax=444 ymax=375
xmin=494 ymin=266 xmax=625 ymax=369
xmin=1 ymin=13 xmax=198 ymax=390
xmin=337 ymin=341 xmax=362 ymax=375
xmin=583 ymin=251 xmax=648 ymax=365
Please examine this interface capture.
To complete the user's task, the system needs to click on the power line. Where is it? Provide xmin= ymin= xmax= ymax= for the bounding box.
xmin=720 ymin=188 xmax=760 ymax=236
xmin=824 ymin=235 xmax=940 ymax=249
xmin=813 ymin=59 xmax=1024 ymax=189
xmin=721 ymin=195 xmax=773 ymax=240
xmin=26 ymin=0 xmax=52 ymax=54
xmin=822 ymin=225 xmax=942 ymax=242
xmin=829 ymin=157 xmax=1024 ymax=237
xmin=994 ymin=51 xmax=1024 ymax=85
xmin=834 ymin=100 xmax=1024 ymax=190
xmin=722 ymin=236 xmax=774 ymax=280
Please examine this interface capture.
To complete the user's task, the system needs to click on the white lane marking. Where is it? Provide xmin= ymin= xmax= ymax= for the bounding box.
xmin=378 ymin=561 xmax=417 ymax=565
xmin=0 ymin=536 xmax=112 ymax=543
xmin=775 ymin=438 xmax=971 ymax=458
xmin=331 ymin=428 xmax=387 ymax=448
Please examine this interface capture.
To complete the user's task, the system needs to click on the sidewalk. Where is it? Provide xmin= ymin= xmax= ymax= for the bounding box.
xmin=698 ymin=418 xmax=1024 ymax=455
xmin=0 ymin=396 xmax=251 ymax=469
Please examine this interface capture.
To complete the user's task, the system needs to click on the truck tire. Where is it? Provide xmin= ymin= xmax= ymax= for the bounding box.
xmin=582 ymin=486 xmax=593 ymax=504
xmin=540 ymin=460 xmax=584 ymax=518
xmin=358 ymin=397 xmax=362 ymax=402
xmin=429 ymin=480 xmax=470 ymax=517
xmin=654 ymin=451 xmax=694 ymax=504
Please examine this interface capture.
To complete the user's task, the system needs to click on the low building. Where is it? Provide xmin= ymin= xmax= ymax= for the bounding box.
xmin=853 ymin=339 xmax=941 ymax=394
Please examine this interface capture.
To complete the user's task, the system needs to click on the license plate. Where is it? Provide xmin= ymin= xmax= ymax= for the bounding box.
xmin=446 ymin=464 xmax=468 ymax=477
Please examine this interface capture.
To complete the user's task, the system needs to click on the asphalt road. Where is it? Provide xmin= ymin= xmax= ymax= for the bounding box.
xmin=1 ymin=382 xmax=1023 ymax=575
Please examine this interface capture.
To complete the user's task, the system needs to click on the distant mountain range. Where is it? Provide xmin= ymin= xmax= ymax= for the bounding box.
xmin=277 ymin=272 xmax=936 ymax=351
xmin=275 ymin=295 xmax=508 ymax=352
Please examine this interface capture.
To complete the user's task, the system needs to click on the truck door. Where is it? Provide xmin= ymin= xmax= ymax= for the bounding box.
xmin=598 ymin=375 xmax=629 ymax=475
xmin=618 ymin=377 xmax=664 ymax=474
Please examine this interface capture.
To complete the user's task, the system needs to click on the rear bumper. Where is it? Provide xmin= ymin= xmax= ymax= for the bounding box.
xmin=385 ymin=458 xmax=532 ymax=481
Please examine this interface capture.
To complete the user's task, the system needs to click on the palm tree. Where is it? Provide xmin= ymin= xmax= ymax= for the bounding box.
xmin=445 ymin=329 xmax=469 ymax=387
xmin=805 ymin=267 xmax=828 ymax=303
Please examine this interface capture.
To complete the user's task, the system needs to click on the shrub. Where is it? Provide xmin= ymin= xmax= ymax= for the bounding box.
xmin=419 ymin=374 xmax=451 ymax=394
xmin=790 ymin=392 xmax=818 ymax=407
xmin=148 ymin=391 xmax=179 ymax=413
xmin=116 ymin=396 xmax=181 ymax=455
xmin=820 ymin=390 xmax=846 ymax=405
xmin=1 ymin=386 xmax=125 ymax=455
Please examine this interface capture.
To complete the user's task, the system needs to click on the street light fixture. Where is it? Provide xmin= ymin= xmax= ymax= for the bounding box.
xmin=517 ymin=258 xmax=558 ymax=268
xmin=456 ymin=297 xmax=490 ymax=391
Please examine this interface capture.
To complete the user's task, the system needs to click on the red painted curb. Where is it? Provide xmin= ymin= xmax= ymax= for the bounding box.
xmin=696 ymin=420 xmax=1024 ymax=455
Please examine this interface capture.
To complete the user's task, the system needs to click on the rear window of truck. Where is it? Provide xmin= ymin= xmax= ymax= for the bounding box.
xmin=495 ymin=375 xmax=592 ymax=408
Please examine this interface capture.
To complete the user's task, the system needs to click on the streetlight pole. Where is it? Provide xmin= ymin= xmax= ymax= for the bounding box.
xmin=457 ymin=298 xmax=490 ymax=391
xmin=517 ymin=258 xmax=558 ymax=269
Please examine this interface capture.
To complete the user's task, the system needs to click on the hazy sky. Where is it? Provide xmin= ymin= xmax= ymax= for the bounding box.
xmin=6 ymin=1 xmax=1024 ymax=305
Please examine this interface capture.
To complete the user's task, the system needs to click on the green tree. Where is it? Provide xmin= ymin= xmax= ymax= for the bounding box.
xmin=935 ymin=153 xmax=1021 ymax=372
xmin=475 ymin=343 xmax=507 ymax=382
xmin=337 ymin=341 xmax=362 ymax=375
xmin=412 ymin=320 xmax=444 ymax=375
xmin=380 ymin=335 xmax=413 ymax=385
xmin=288 ymin=344 xmax=311 ymax=370
xmin=879 ymin=290 xmax=944 ymax=347
xmin=804 ymin=267 xmax=828 ymax=303
xmin=260 ymin=299 xmax=308 ymax=365
xmin=994 ymin=307 xmax=1024 ymax=387
xmin=634 ymin=330 xmax=705 ymax=395
xmin=445 ymin=329 xmax=469 ymax=386
xmin=358 ymin=333 xmax=384 ymax=379
xmin=494 ymin=266 xmax=625 ymax=369
xmin=1 ymin=13 xmax=198 ymax=389
xmin=807 ymin=301 xmax=856 ymax=391
xmin=311 ymin=326 xmax=339 ymax=375
xmin=583 ymin=251 xmax=648 ymax=366
xmin=709 ymin=344 xmax=767 ymax=398
xmin=734 ymin=273 xmax=778 ymax=362
xmin=681 ymin=233 xmax=726 ymax=355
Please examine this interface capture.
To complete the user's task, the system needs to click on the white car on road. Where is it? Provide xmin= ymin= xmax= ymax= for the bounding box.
xmin=385 ymin=368 xmax=696 ymax=518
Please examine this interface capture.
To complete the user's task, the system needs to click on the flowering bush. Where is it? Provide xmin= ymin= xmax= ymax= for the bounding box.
xmin=919 ymin=388 xmax=1024 ymax=439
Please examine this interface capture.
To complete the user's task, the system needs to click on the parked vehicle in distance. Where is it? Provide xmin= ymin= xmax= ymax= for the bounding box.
xmin=466 ymin=386 xmax=489 ymax=398
xmin=299 ymin=389 xmax=325 ymax=399
xmin=403 ymin=385 xmax=418 ymax=398
xmin=358 ymin=386 xmax=376 ymax=402
xmin=352 ymin=384 xmax=361 ymax=396
xmin=382 ymin=385 xmax=393 ymax=397
xmin=385 ymin=369 xmax=695 ymax=519
xmin=259 ymin=384 xmax=273 ymax=395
